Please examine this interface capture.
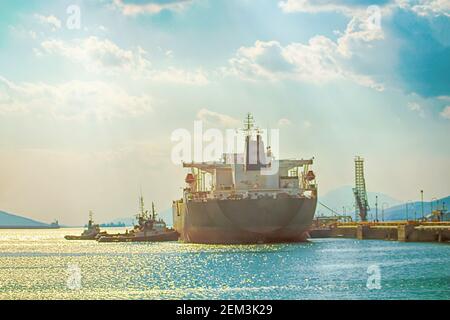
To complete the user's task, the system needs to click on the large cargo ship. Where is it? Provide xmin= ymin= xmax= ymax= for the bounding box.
xmin=173 ymin=114 xmax=317 ymax=244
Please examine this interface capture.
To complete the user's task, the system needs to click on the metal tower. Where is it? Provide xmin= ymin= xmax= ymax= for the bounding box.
xmin=353 ymin=156 xmax=370 ymax=221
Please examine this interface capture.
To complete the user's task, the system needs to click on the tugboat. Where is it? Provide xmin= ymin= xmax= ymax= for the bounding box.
xmin=97 ymin=195 xmax=178 ymax=243
xmin=65 ymin=211 xmax=106 ymax=240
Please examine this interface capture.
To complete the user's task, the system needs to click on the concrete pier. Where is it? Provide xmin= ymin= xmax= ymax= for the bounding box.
xmin=398 ymin=224 xmax=415 ymax=242
xmin=310 ymin=221 xmax=450 ymax=243
xmin=357 ymin=225 xmax=369 ymax=240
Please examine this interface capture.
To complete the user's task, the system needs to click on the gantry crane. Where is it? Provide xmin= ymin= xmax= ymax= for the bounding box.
xmin=353 ymin=156 xmax=370 ymax=221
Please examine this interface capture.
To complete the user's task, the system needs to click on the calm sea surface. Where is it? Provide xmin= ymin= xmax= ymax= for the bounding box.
xmin=0 ymin=228 xmax=449 ymax=300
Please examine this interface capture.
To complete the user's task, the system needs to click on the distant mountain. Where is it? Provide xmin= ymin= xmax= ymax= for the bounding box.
xmin=104 ymin=207 xmax=173 ymax=227
xmin=318 ymin=186 xmax=449 ymax=221
xmin=381 ymin=196 xmax=450 ymax=221
xmin=0 ymin=210 xmax=52 ymax=228
xmin=319 ymin=186 xmax=401 ymax=215
xmin=107 ymin=216 xmax=135 ymax=227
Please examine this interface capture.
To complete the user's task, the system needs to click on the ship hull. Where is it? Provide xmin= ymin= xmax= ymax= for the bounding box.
xmin=175 ymin=197 xmax=317 ymax=244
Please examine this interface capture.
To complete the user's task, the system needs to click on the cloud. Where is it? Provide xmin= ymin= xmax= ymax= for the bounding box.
xmin=34 ymin=14 xmax=62 ymax=30
xmin=407 ymin=102 xmax=425 ymax=117
xmin=392 ymin=9 xmax=450 ymax=97
xmin=40 ymin=36 xmax=151 ymax=75
xmin=0 ymin=76 xmax=152 ymax=120
xmin=149 ymin=67 xmax=209 ymax=85
xmin=112 ymin=0 xmax=193 ymax=16
xmin=278 ymin=118 xmax=292 ymax=126
xmin=227 ymin=11 xmax=385 ymax=91
xmin=398 ymin=0 xmax=450 ymax=18
xmin=165 ymin=50 xmax=174 ymax=58
xmin=279 ymin=0 xmax=392 ymax=15
xmin=39 ymin=36 xmax=209 ymax=85
xmin=197 ymin=109 xmax=241 ymax=128
xmin=440 ymin=106 xmax=450 ymax=119
xmin=303 ymin=120 xmax=312 ymax=128
xmin=279 ymin=0 xmax=450 ymax=18
xmin=8 ymin=25 xmax=39 ymax=40
xmin=277 ymin=0 xmax=450 ymax=97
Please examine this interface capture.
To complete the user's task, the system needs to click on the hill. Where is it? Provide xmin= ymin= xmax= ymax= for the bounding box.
xmin=318 ymin=187 xmax=449 ymax=221
xmin=381 ymin=196 xmax=449 ymax=221
xmin=319 ymin=186 xmax=401 ymax=215
xmin=0 ymin=210 xmax=52 ymax=228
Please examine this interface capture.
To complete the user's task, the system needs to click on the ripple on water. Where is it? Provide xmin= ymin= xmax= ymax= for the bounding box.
xmin=0 ymin=228 xmax=449 ymax=299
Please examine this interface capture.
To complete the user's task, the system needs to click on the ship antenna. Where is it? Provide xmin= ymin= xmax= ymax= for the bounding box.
xmin=88 ymin=210 xmax=94 ymax=227
xmin=244 ymin=112 xmax=254 ymax=136
xmin=139 ymin=188 xmax=146 ymax=218
xmin=152 ymin=202 xmax=157 ymax=220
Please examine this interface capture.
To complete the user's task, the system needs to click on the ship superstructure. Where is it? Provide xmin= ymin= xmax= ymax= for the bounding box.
xmin=65 ymin=211 xmax=105 ymax=240
xmin=133 ymin=196 xmax=168 ymax=235
xmin=173 ymin=114 xmax=318 ymax=244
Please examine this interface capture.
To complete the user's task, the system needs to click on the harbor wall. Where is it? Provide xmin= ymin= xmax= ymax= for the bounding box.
xmin=310 ymin=222 xmax=450 ymax=243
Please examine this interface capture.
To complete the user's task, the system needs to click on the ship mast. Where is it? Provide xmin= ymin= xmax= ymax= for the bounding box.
xmin=151 ymin=202 xmax=157 ymax=220
xmin=243 ymin=112 xmax=254 ymax=136
xmin=88 ymin=210 xmax=94 ymax=228
xmin=138 ymin=190 xmax=148 ymax=220
xmin=243 ymin=113 xmax=266 ymax=170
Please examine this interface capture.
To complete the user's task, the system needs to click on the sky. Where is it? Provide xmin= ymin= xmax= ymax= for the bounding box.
xmin=0 ymin=0 xmax=449 ymax=225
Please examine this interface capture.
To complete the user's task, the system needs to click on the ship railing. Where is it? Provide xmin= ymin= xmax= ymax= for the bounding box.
xmin=186 ymin=188 xmax=315 ymax=201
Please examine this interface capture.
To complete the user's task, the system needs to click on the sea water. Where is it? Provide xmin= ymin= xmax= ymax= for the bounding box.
xmin=0 ymin=228 xmax=448 ymax=300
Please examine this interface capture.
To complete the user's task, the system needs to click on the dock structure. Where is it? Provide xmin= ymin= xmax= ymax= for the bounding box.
xmin=353 ymin=156 xmax=370 ymax=222
xmin=310 ymin=221 xmax=450 ymax=243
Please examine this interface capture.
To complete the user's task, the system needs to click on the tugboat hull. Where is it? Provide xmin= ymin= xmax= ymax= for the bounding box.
xmin=65 ymin=235 xmax=96 ymax=240
xmin=174 ymin=197 xmax=317 ymax=244
xmin=64 ymin=232 xmax=106 ymax=240
xmin=97 ymin=230 xmax=179 ymax=243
